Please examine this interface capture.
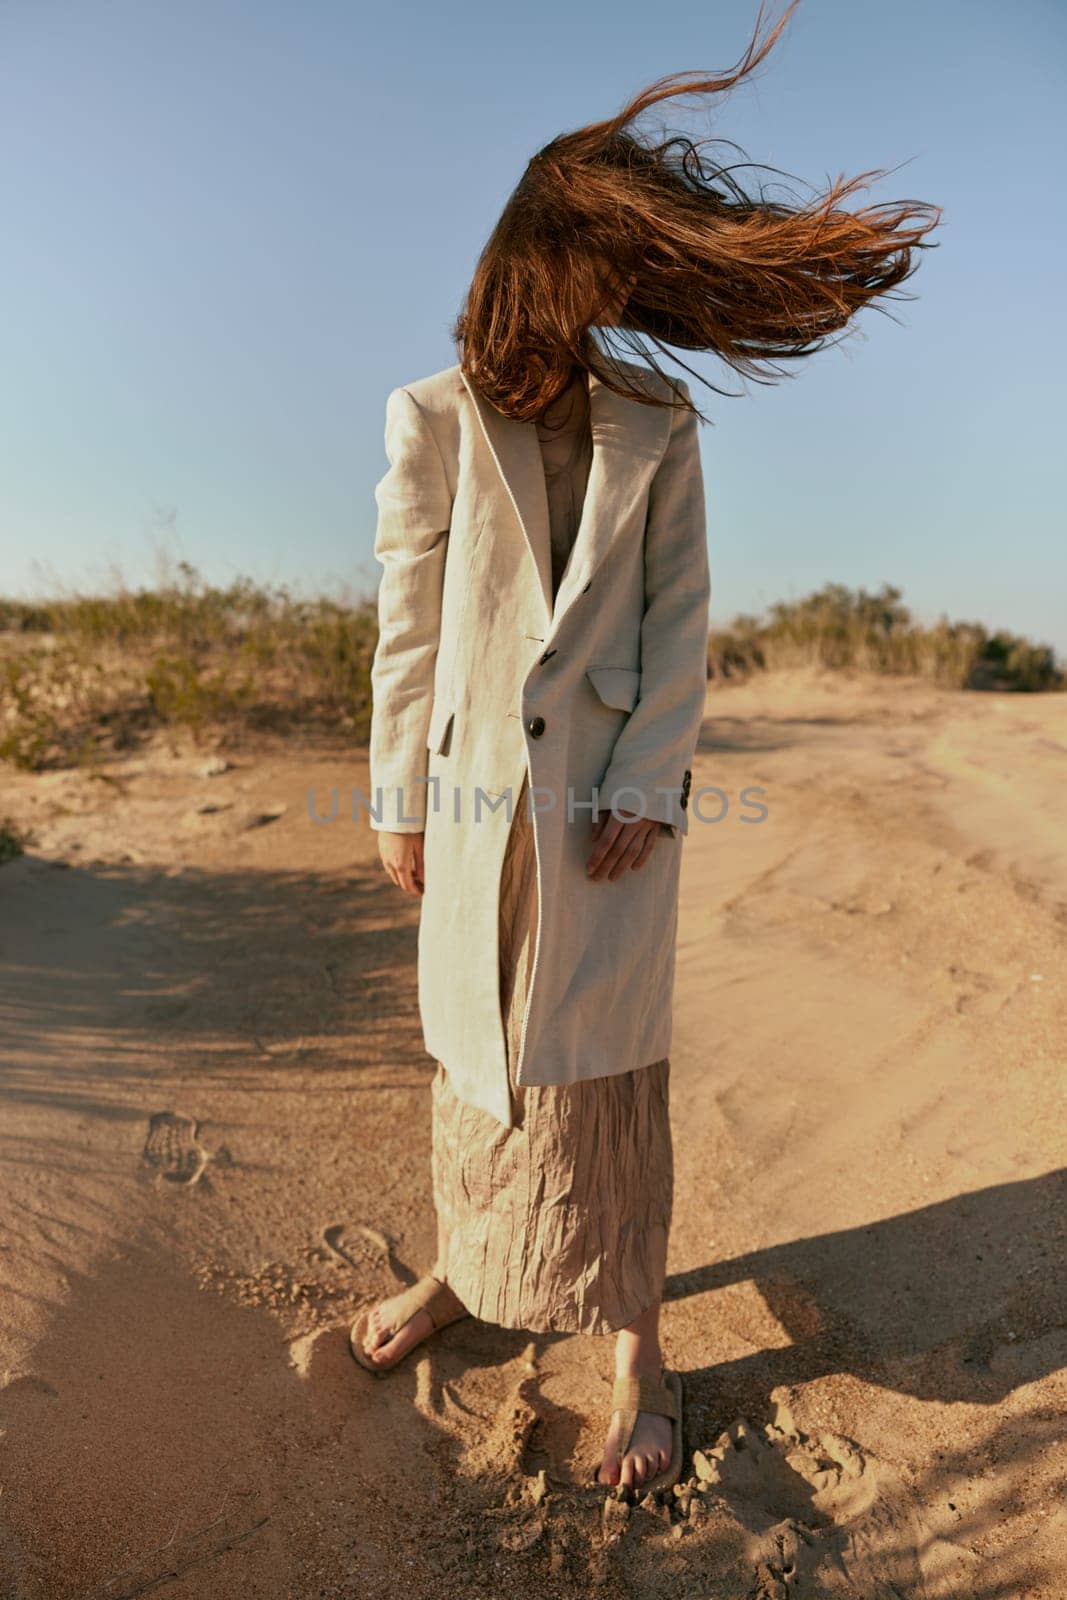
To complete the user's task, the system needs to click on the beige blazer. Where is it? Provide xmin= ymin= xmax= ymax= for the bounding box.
xmin=368 ymin=356 xmax=711 ymax=1126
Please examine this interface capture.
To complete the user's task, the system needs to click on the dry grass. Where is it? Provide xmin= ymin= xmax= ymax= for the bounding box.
xmin=707 ymin=583 xmax=1064 ymax=694
xmin=0 ymin=563 xmax=377 ymax=770
xmin=0 ymin=571 xmax=1061 ymax=773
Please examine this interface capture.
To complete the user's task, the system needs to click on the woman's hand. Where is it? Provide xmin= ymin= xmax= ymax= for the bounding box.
xmin=379 ymin=830 xmax=425 ymax=896
xmin=585 ymin=810 xmax=663 ymax=882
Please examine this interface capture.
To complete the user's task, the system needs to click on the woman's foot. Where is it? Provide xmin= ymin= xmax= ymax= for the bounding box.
xmin=356 ymin=1292 xmax=436 ymax=1370
xmin=597 ymin=1300 xmax=673 ymax=1491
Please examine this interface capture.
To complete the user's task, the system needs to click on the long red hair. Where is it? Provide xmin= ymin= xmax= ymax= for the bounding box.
xmin=453 ymin=0 xmax=943 ymax=422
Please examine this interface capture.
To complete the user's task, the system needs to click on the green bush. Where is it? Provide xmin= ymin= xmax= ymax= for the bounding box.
xmin=708 ymin=584 xmax=1064 ymax=692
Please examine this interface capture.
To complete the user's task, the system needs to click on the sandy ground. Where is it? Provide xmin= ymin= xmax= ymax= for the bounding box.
xmin=1 ymin=666 xmax=1064 ymax=1599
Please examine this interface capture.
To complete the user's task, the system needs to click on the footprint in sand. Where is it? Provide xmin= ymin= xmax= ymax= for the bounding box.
xmin=142 ymin=1111 xmax=210 ymax=1186
xmin=321 ymin=1221 xmax=394 ymax=1279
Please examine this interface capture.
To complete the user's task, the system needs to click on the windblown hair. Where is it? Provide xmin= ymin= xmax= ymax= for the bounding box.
xmin=452 ymin=0 xmax=942 ymax=423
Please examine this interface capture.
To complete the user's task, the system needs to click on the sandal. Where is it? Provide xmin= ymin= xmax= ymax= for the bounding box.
xmin=349 ymin=1275 xmax=469 ymax=1373
xmin=605 ymin=1366 xmax=684 ymax=1497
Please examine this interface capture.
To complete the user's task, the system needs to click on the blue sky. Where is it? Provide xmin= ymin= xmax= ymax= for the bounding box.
xmin=2 ymin=0 xmax=1064 ymax=652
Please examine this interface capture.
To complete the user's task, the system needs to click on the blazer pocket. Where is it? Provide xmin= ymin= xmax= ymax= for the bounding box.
xmin=586 ymin=666 xmax=641 ymax=713
xmin=426 ymin=699 xmax=456 ymax=755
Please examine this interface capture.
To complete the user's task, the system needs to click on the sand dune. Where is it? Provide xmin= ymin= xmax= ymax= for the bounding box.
xmin=1 ymin=667 xmax=1064 ymax=1598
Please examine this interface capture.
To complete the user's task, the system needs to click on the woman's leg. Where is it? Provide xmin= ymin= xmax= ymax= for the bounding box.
xmin=360 ymin=778 xmax=532 ymax=1369
xmin=357 ymin=1200 xmax=460 ymax=1369
xmin=597 ymin=1298 xmax=673 ymax=1489
xmin=357 ymin=1066 xmax=456 ymax=1370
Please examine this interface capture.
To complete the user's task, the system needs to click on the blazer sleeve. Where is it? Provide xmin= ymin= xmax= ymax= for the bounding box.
xmin=368 ymin=384 xmax=452 ymax=832
xmin=597 ymin=379 xmax=711 ymax=837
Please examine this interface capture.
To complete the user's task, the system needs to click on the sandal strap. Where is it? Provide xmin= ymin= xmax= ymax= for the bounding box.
xmin=611 ymin=1370 xmax=679 ymax=1422
xmin=610 ymin=1367 xmax=679 ymax=1472
xmin=385 ymin=1275 xmax=467 ymax=1335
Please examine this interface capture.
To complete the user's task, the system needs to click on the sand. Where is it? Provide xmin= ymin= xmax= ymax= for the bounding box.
xmin=0 ymin=666 xmax=1064 ymax=1598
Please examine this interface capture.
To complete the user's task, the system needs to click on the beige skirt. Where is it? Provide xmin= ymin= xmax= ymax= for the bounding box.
xmin=429 ymin=773 xmax=674 ymax=1337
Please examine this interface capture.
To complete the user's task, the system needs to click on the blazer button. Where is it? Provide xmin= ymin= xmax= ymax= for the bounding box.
xmin=528 ymin=716 xmax=546 ymax=738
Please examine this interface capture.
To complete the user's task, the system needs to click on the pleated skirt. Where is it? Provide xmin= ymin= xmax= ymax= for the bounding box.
xmin=429 ymin=773 xmax=674 ymax=1336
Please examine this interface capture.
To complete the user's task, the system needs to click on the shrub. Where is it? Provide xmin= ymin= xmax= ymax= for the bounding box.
xmin=707 ymin=584 xmax=1064 ymax=692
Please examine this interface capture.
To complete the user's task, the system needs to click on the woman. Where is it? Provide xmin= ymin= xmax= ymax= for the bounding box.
xmin=351 ymin=1 xmax=940 ymax=1496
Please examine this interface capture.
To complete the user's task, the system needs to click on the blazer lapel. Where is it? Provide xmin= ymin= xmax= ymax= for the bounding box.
xmin=460 ymin=368 xmax=554 ymax=628
xmin=460 ymin=363 xmax=672 ymax=640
